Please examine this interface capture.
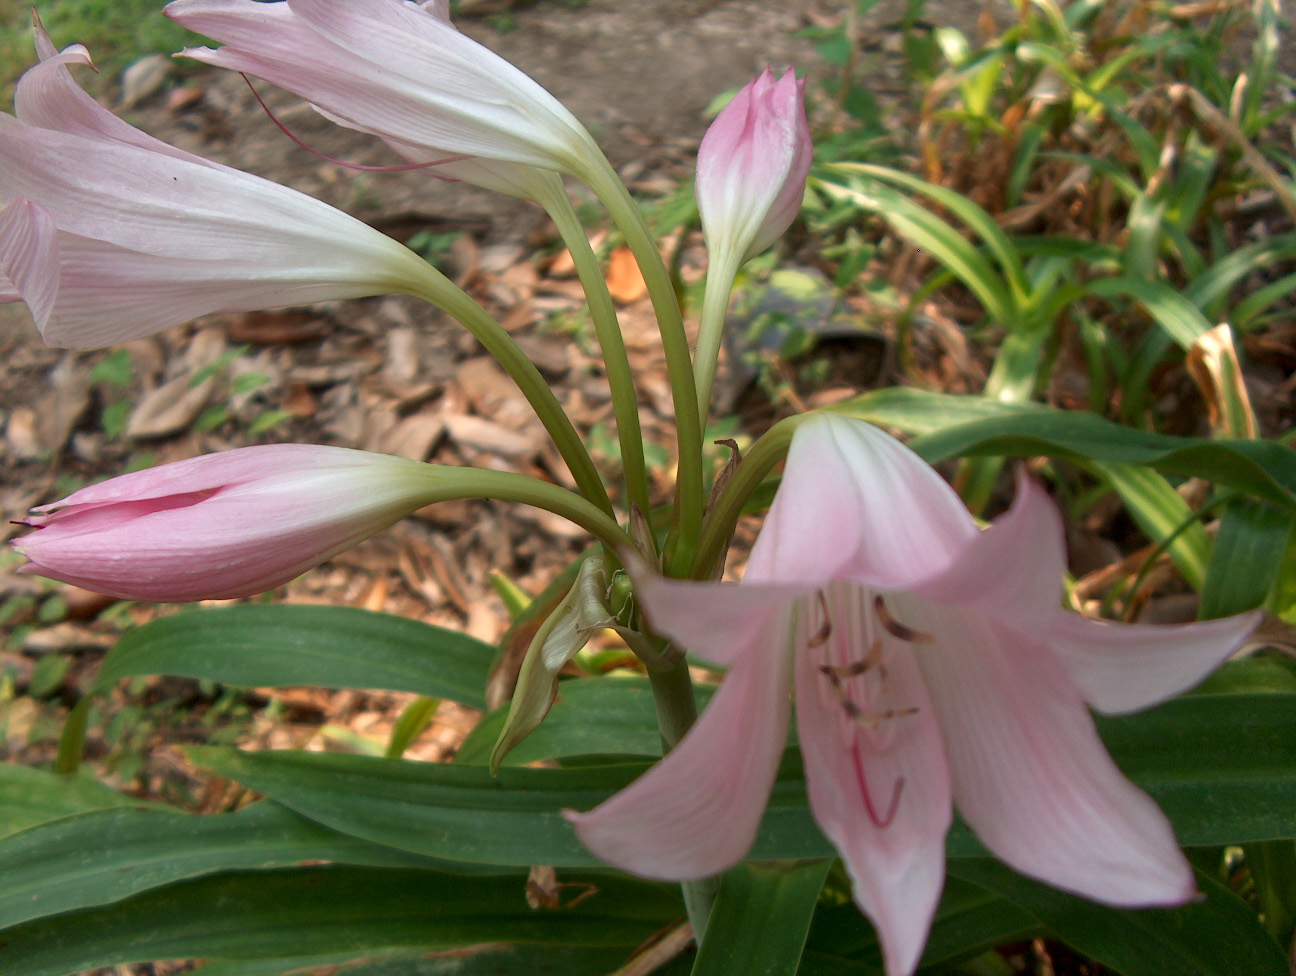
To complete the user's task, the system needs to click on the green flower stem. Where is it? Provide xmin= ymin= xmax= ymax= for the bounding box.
xmin=691 ymin=414 xmax=804 ymax=580
xmin=422 ymin=465 xmax=634 ymax=554
xmin=642 ymin=646 xmax=717 ymax=937
xmin=692 ymin=243 xmax=743 ymax=429
xmin=579 ymin=158 xmax=704 ymax=577
xmin=407 ymin=269 xmax=614 ymax=521
xmin=537 ymin=180 xmax=654 ymax=535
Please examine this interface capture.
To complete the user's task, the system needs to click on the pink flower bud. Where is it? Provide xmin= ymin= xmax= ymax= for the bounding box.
xmin=695 ymin=68 xmax=811 ymax=264
xmin=11 ymin=445 xmax=444 ymax=602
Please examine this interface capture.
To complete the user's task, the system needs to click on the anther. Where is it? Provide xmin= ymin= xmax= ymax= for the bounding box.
xmin=873 ymin=595 xmax=934 ymax=644
xmin=806 ymin=590 xmax=832 ymax=648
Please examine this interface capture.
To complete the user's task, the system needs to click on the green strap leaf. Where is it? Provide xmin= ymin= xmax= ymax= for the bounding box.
xmin=0 ymin=800 xmax=483 ymax=931
xmin=95 ymin=604 xmax=496 ymax=709
xmin=186 ymin=686 xmax=1296 ymax=866
xmin=0 ymin=764 xmax=161 ymax=839
xmin=191 ymin=945 xmax=655 ymax=976
xmin=185 ymin=744 xmax=836 ymax=866
xmin=0 ymin=865 xmax=681 ymax=976
xmin=908 ymin=409 xmax=1296 ymax=512
xmin=692 ymin=861 xmax=830 ymax=976
xmin=1200 ymin=499 xmax=1295 ymax=619
xmin=803 ymin=877 xmax=1042 ymax=970
xmin=949 ymin=859 xmax=1289 ymax=976
xmin=458 ymin=675 xmax=718 ymax=767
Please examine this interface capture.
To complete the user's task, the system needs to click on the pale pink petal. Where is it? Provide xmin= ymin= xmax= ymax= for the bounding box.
xmin=1045 ymin=609 xmax=1261 ymax=714
xmin=630 ymin=558 xmax=810 ymax=667
xmin=567 ymin=609 xmax=794 ymax=879
xmin=0 ymin=199 xmax=60 ymax=327
xmin=746 ymin=414 xmax=977 ymax=589
xmin=167 ymin=0 xmax=598 ymax=174
xmin=795 ymin=585 xmax=951 ymax=976
xmin=35 ymin=233 xmax=403 ymax=348
xmin=910 ymin=472 xmax=1065 ymax=632
xmin=910 ymin=602 xmax=1196 ymax=906
xmin=15 ymin=36 xmax=196 ymax=164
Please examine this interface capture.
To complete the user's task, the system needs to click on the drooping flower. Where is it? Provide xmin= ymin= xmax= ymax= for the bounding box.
xmin=568 ymin=413 xmax=1260 ymax=976
xmin=165 ymin=0 xmax=607 ymax=193
xmin=695 ymin=68 xmax=811 ymax=264
xmin=0 ymin=25 xmax=439 ymax=348
xmin=11 ymin=445 xmax=452 ymax=602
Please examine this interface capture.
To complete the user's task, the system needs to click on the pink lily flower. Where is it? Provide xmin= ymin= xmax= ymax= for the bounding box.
xmin=0 ymin=27 xmax=437 ymax=349
xmin=568 ymin=414 xmax=1260 ymax=976
xmin=165 ymin=0 xmax=606 ymax=192
xmin=695 ymin=68 xmax=812 ymax=264
xmin=12 ymin=445 xmax=448 ymax=602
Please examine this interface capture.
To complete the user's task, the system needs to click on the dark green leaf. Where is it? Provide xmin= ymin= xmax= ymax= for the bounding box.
xmin=0 ymin=764 xmax=157 ymax=839
xmin=1200 ymin=500 xmax=1294 ymax=619
xmin=192 ymin=945 xmax=667 ymax=976
xmin=909 ymin=410 xmax=1296 ymax=512
xmin=801 ymin=877 xmax=1041 ymax=972
xmin=189 ymin=688 xmax=1296 ymax=867
xmin=693 ymin=861 xmax=830 ymax=976
xmin=0 ymin=865 xmax=681 ymax=976
xmin=0 ymin=800 xmax=486 ymax=930
xmin=96 ymin=604 xmax=495 ymax=709
xmin=459 ymin=676 xmax=718 ymax=766
xmin=185 ymin=745 xmax=838 ymax=866
xmin=949 ymin=859 xmax=1288 ymax=976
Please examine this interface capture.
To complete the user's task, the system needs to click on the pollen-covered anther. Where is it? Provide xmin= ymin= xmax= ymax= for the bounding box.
xmin=874 ymin=595 xmax=935 ymax=644
xmin=807 ymin=590 xmax=833 ymax=648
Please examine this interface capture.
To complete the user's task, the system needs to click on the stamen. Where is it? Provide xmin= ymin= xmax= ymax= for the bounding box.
xmin=873 ymin=595 xmax=934 ymax=644
xmin=806 ymin=590 xmax=832 ymax=648
xmin=241 ymin=74 xmax=471 ymax=178
xmin=818 ymin=638 xmax=884 ymax=681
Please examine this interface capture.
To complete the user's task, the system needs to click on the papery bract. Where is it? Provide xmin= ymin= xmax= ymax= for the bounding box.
xmin=12 ymin=445 xmax=448 ymax=602
xmin=695 ymin=68 xmax=811 ymax=264
xmin=568 ymin=413 xmax=1260 ymax=976
xmin=0 ymin=26 xmax=437 ymax=348
xmin=166 ymin=0 xmax=606 ymax=194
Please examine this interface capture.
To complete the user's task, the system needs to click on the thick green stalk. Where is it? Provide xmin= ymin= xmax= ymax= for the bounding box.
xmin=420 ymin=465 xmax=634 ymax=553
xmin=578 ymin=158 xmax=705 ymax=577
xmin=644 ymin=649 xmax=718 ymax=937
xmin=692 ymin=243 xmax=743 ymax=429
xmin=537 ymin=181 xmax=654 ymax=532
xmin=407 ymin=269 xmax=614 ymax=520
xmin=692 ymin=415 xmax=803 ymax=580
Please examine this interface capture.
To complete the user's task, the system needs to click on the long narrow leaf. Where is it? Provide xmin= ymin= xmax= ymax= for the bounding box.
xmin=96 ymin=604 xmax=495 ymax=709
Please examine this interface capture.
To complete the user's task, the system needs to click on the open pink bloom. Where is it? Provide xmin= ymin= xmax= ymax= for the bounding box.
xmin=166 ymin=0 xmax=605 ymax=194
xmin=12 ymin=445 xmax=448 ymax=602
xmin=696 ymin=68 xmax=811 ymax=264
xmin=0 ymin=27 xmax=435 ymax=348
xmin=568 ymin=413 xmax=1260 ymax=976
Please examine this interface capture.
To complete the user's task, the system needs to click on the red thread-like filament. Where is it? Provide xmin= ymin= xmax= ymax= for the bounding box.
xmin=241 ymin=74 xmax=470 ymax=178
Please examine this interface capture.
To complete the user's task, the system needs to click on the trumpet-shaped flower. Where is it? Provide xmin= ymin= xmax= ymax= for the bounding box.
xmin=695 ymin=68 xmax=811 ymax=264
xmin=166 ymin=0 xmax=606 ymax=191
xmin=12 ymin=445 xmax=450 ymax=602
xmin=0 ymin=26 xmax=437 ymax=348
xmin=568 ymin=413 xmax=1260 ymax=976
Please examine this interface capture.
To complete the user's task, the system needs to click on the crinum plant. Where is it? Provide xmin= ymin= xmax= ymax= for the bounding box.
xmin=2 ymin=3 xmax=1293 ymax=975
